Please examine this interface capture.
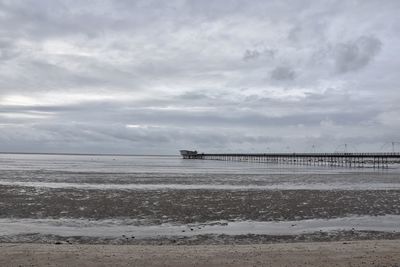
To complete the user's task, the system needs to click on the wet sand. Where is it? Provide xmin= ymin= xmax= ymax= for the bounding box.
xmin=3 ymin=184 xmax=400 ymax=244
xmin=1 ymin=240 xmax=400 ymax=267
xmin=2 ymin=185 xmax=400 ymax=223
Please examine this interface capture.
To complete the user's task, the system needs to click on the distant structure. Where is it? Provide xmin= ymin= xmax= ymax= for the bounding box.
xmin=179 ymin=150 xmax=199 ymax=159
xmin=180 ymin=150 xmax=400 ymax=169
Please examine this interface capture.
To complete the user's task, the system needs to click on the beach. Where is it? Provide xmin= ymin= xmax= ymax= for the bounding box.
xmin=1 ymin=154 xmax=400 ymax=265
xmin=1 ymin=240 xmax=400 ymax=267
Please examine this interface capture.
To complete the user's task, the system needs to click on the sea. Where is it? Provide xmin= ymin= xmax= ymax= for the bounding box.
xmin=1 ymin=153 xmax=400 ymax=244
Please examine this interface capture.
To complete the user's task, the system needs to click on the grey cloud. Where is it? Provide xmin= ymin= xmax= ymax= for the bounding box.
xmin=179 ymin=91 xmax=211 ymax=101
xmin=0 ymin=0 xmax=399 ymax=154
xmin=187 ymin=0 xmax=245 ymax=19
xmin=243 ymin=49 xmax=261 ymax=61
xmin=334 ymin=36 xmax=382 ymax=73
xmin=0 ymin=39 xmax=19 ymax=61
xmin=270 ymin=66 xmax=296 ymax=81
xmin=243 ymin=49 xmax=275 ymax=61
xmin=0 ymin=1 xmax=127 ymax=40
xmin=0 ymin=93 xmax=380 ymax=129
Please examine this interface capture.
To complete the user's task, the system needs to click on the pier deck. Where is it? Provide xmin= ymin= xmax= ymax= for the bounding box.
xmin=181 ymin=151 xmax=400 ymax=168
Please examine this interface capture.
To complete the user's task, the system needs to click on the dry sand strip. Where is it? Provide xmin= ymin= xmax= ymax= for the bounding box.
xmin=1 ymin=240 xmax=400 ymax=267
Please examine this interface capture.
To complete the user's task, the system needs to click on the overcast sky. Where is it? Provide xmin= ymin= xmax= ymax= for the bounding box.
xmin=0 ymin=0 xmax=399 ymax=154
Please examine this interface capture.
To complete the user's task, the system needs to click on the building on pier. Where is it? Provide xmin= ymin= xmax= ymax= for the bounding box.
xmin=179 ymin=150 xmax=199 ymax=159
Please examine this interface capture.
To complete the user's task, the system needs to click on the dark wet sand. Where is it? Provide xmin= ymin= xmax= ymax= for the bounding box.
xmin=3 ymin=231 xmax=400 ymax=245
xmin=2 ymin=185 xmax=400 ymax=223
xmin=2 ymin=184 xmax=400 ymax=244
xmin=1 ymin=240 xmax=400 ymax=267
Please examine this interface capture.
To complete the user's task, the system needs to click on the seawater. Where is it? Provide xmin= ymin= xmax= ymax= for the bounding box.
xmin=1 ymin=153 xmax=399 ymax=187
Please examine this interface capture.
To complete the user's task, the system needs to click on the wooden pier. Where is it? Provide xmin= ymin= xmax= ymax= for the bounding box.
xmin=180 ymin=151 xmax=400 ymax=168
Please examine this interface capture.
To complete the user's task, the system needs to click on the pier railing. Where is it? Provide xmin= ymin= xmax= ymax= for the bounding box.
xmin=181 ymin=152 xmax=400 ymax=168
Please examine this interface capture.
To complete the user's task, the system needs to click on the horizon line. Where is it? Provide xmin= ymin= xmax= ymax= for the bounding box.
xmin=0 ymin=152 xmax=177 ymax=157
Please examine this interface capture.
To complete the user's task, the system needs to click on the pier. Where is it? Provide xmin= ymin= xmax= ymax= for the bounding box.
xmin=180 ymin=150 xmax=400 ymax=168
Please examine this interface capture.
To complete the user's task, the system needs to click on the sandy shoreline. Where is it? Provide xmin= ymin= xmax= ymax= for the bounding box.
xmin=1 ymin=240 xmax=400 ymax=267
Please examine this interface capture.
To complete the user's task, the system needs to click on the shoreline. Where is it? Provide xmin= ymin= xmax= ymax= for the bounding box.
xmin=1 ymin=240 xmax=400 ymax=267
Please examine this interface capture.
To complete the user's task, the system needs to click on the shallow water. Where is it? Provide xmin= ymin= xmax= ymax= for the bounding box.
xmin=1 ymin=153 xmax=399 ymax=186
xmin=3 ymin=180 xmax=400 ymax=190
xmin=1 ymin=215 xmax=400 ymax=238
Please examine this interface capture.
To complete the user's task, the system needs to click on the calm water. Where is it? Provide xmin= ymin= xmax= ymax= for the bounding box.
xmin=0 ymin=153 xmax=400 ymax=189
xmin=1 ymin=153 xmax=400 ymax=243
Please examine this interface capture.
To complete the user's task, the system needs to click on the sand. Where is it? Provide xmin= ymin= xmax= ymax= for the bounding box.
xmin=1 ymin=240 xmax=400 ymax=267
xmin=3 ymin=184 xmax=400 ymax=224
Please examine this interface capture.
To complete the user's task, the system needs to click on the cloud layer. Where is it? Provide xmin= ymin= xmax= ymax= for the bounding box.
xmin=0 ymin=0 xmax=399 ymax=154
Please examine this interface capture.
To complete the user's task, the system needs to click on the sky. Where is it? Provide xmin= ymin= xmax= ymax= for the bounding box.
xmin=0 ymin=0 xmax=399 ymax=154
